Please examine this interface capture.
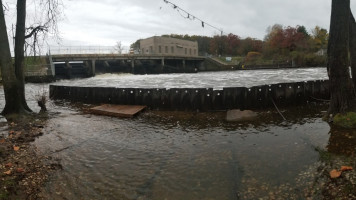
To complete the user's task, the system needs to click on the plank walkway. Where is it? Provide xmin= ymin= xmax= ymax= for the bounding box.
xmin=89 ymin=104 xmax=147 ymax=118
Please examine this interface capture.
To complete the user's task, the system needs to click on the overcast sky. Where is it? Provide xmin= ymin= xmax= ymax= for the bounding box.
xmin=4 ymin=0 xmax=356 ymax=49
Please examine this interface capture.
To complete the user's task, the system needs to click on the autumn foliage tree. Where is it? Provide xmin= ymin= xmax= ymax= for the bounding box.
xmin=133 ymin=28 xmax=321 ymax=63
xmin=264 ymin=24 xmax=309 ymax=54
xmin=225 ymin=33 xmax=240 ymax=55
xmin=209 ymin=35 xmax=226 ymax=55
xmin=238 ymin=37 xmax=263 ymax=55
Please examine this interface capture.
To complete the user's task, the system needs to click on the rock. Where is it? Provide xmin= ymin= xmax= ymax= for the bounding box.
xmin=226 ymin=109 xmax=258 ymax=122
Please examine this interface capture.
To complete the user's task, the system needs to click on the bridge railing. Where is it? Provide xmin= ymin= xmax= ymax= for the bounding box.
xmin=49 ymin=46 xmax=130 ymax=55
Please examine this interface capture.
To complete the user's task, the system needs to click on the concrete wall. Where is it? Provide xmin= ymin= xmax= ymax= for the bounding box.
xmin=140 ymin=36 xmax=198 ymax=57
xmin=50 ymin=80 xmax=329 ymax=111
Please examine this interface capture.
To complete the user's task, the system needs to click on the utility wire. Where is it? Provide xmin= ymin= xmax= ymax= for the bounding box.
xmin=162 ymin=0 xmax=223 ymax=35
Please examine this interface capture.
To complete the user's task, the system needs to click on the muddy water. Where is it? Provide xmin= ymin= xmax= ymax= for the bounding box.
xmin=0 ymin=69 xmax=331 ymax=199
xmin=30 ymin=103 xmax=329 ymax=200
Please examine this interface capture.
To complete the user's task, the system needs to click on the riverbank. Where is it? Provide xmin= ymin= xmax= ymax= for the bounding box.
xmin=0 ymin=115 xmax=61 ymax=200
xmin=313 ymin=126 xmax=356 ymax=199
xmin=0 ymin=105 xmax=356 ymax=199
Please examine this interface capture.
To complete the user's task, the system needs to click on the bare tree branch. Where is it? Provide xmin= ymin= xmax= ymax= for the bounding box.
xmin=24 ymin=0 xmax=63 ymax=57
xmin=25 ymin=25 xmax=48 ymax=39
xmin=2 ymin=2 xmax=9 ymax=12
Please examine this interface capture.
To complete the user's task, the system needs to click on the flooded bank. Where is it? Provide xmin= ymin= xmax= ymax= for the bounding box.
xmin=30 ymin=102 xmax=330 ymax=199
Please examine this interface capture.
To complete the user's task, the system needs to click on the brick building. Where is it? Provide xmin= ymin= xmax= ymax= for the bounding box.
xmin=140 ymin=36 xmax=198 ymax=56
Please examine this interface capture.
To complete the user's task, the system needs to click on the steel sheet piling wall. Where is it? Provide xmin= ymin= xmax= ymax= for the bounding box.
xmin=49 ymin=79 xmax=330 ymax=110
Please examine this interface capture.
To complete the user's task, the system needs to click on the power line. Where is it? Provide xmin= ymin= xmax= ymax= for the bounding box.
xmin=162 ymin=0 xmax=223 ymax=35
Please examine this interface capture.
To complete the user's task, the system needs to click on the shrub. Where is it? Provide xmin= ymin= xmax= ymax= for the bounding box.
xmin=245 ymin=51 xmax=262 ymax=62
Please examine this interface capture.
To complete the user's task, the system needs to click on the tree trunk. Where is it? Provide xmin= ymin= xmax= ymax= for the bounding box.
xmin=327 ymin=0 xmax=353 ymax=115
xmin=350 ymin=11 xmax=356 ymax=90
xmin=0 ymin=0 xmax=32 ymax=115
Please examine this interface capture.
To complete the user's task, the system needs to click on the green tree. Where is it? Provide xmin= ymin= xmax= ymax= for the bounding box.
xmin=130 ymin=40 xmax=140 ymax=51
xmin=297 ymin=25 xmax=310 ymax=38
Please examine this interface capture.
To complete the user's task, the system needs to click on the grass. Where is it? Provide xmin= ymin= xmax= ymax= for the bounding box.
xmin=0 ymin=56 xmax=47 ymax=80
xmin=0 ymin=191 xmax=8 ymax=200
xmin=216 ymin=56 xmax=244 ymax=64
xmin=24 ymin=56 xmax=48 ymax=71
xmin=244 ymin=58 xmax=275 ymax=65
xmin=315 ymin=147 xmax=332 ymax=162
xmin=0 ymin=179 xmax=16 ymax=200
xmin=333 ymin=112 xmax=356 ymax=128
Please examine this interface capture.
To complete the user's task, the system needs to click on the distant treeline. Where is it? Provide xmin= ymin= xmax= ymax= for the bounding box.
xmin=131 ymin=24 xmax=328 ymax=67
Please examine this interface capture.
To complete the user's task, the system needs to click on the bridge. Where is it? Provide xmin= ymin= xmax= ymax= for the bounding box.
xmin=52 ymin=53 xmax=204 ymax=74
xmin=45 ymin=46 xmax=214 ymax=79
xmin=43 ymin=46 xmax=243 ymax=79
xmin=24 ymin=46 xmax=299 ymax=82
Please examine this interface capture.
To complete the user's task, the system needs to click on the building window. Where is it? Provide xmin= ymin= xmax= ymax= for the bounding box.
xmin=165 ymin=46 xmax=168 ymax=53
xmin=185 ymin=48 xmax=187 ymax=55
xmin=150 ymin=46 xmax=153 ymax=54
xmin=171 ymin=46 xmax=174 ymax=54
xmin=189 ymin=49 xmax=192 ymax=55
xmin=194 ymin=49 xmax=196 ymax=55
xmin=142 ymin=48 xmax=144 ymax=54
xmin=158 ymin=46 xmax=162 ymax=53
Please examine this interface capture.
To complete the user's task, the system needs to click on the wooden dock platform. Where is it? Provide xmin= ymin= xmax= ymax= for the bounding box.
xmin=89 ymin=104 xmax=147 ymax=118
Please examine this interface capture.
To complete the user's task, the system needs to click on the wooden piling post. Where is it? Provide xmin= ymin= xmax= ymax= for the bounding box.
xmin=212 ymin=90 xmax=224 ymax=110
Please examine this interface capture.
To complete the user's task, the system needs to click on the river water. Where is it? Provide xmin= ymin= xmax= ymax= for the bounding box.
xmin=52 ymin=68 xmax=328 ymax=89
xmin=1 ymin=68 xmax=332 ymax=199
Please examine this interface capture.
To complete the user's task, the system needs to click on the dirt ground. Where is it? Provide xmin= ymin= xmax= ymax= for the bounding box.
xmin=0 ymin=116 xmax=61 ymax=200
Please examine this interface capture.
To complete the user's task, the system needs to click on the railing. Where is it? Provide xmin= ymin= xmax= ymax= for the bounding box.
xmin=49 ymin=46 xmax=130 ymax=55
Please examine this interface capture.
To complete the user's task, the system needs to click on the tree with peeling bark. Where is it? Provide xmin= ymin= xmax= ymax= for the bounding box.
xmin=0 ymin=0 xmax=61 ymax=116
xmin=327 ymin=0 xmax=354 ymax=115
